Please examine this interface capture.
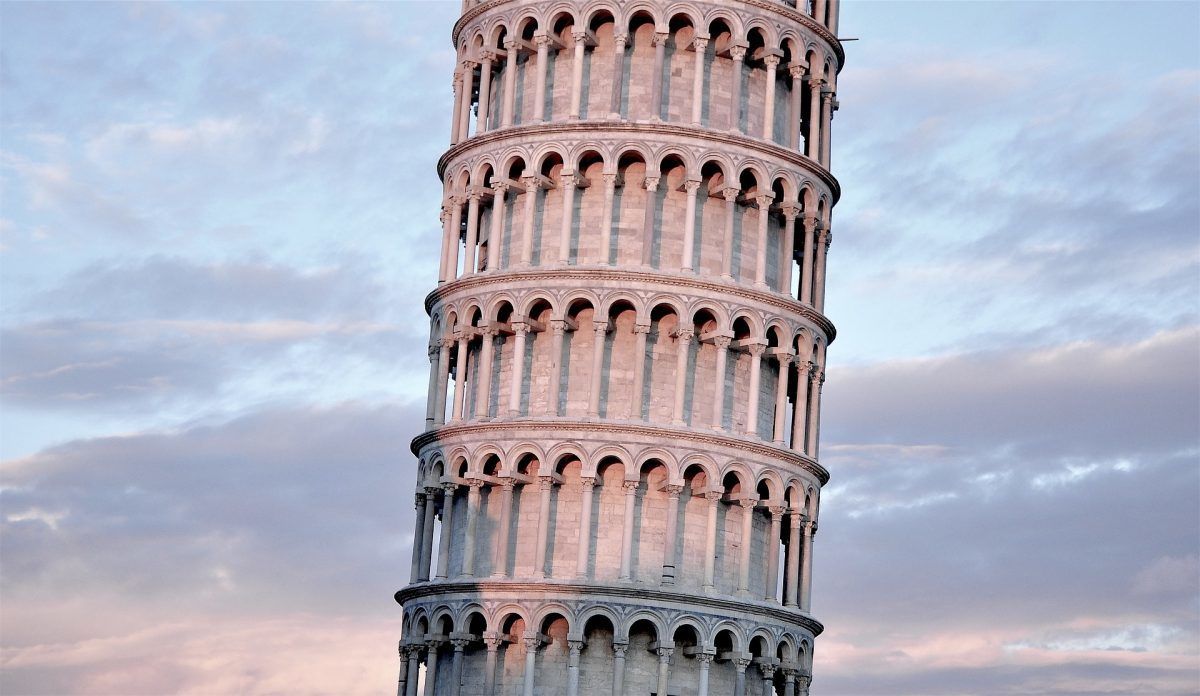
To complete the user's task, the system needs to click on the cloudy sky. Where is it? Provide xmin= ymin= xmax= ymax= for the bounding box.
xmin=1 ymin=2 xmax=1197 ymax=695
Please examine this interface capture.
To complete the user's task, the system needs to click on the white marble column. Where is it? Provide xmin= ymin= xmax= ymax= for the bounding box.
xmin=765 ymin=506 xmax=783 ymax=602
xmin=609 ymin=34 xmax=628 ymax=118
xmin=483 ymin=635 xmax=503 ymax=695
xmin=807 ymin=78 xmax=823 ymax=160
xmin=546 ymin=319 xmax=567 ymax=416
xmin=520 ymin=175 xmax=538 ymax=265
xmin=462 ymin=190 xmax=483 ymax=276
xmin=728 ymin=44 xmax=746 ymax=132
xmin=476 ymin=52 xmax=494 ymax=133
xmin=772 ymin=353 xmax=793 ymax=444
xmin=697 ymin=652 xmax=714 ymax=696
xmin=449 ymin=638 xmax=468 ymax=696
xmin=737 ymin=498 xmax=756 ymax=594
xmin=801 ymin=519 xmax=817 ymax=611
xmin=450 ymin=332 xmax=470 ymax=422
xmin=618 ymin=480 xmax=638 ymax=580
xmin=502 ymin=39 xmax=518 ymax=127
xmin=568 ymin=31 xmax=587 ymax=118
xmin=640 ymin=175 xmax=660 ymax=266
xmin=745 ymin=343 xmax=766 ymax=437
xmin=754 ymin=193 xmax=774 ymax=287
xmin=661 ymin=484 xmax=683 ymax=584
xmin=419 ymin=486 xmax=438 ymax=581
xmin=521 ymin=636 xmax=540 ymax=696
xmin=762 ymin=54 xmax=781 ymax=141
xmin=458 ymin=60 xmax=477 ymax=141
xmin=780 ymin=204 xmax=799 ymax=294
xmin=425 ymin=344 xmax=441 ymax=429
xmin=671 ymin=328 xmax=694 ymax=425
xmin=423 ymin=641 xmax=441 ymax=696
xmin=566 ymin=639 xmax=584 ymax=696
xmin=710 ymin=335 xmax=731 ymax=429
xmin=532 ymin=476 xmax=554 ymax=578
xmin=783 ymin=667 xmax=798 ymax=696
xmin=507 ymin=322 xmax=528 ymax=415
xmin=814 ymin=228 xmax=831 ymax=312
xmin=721 ymin=187 xmax=738 ymax=278
xmin=691 ymin=36 xmax=709 ymax=125
xmin=733 ymin=657 xmax=750 ymax=696
xmin=445 ymin=195 xmax=463 ymax=281
xmin=435 ymin=482 xmax=457 ymax=579
xmin=558 ymin=172 xmax=577 ymax=263
xmin=612 ymin=644 xmax=628 ymax=696
xmin=575 ymin=476 xmax=595 ymax=577
xmin=587 ymin=319 xmax=608 ymax=417
xmin=789 ymin=64 xmax=806 ymax=150
xmin=784 ymin=511 xmax=801 ymax=606
xmin=449 ymin=68 xmax=463 ymax=145
xmin=629 ymin=323 xmax=651 ymax=419
xmin=806 ymin=368 xmax=824 ymax=457
xmin=821 ymin=90 xmax=835 ymax=166
xmin=702 ymin=490 xmax=722 ymax=591
xmin=655 ymin=647 xmax=673 ymax=696
xmin=792 ymin=360 xmax=811 ymax=452
xmin=459 ymin=480 xmax=483 ymax=577
xmin=648 ymin=31 xmax=668 ymax=120
xmin=760 ymin=662 xmax=778 ymax=696
xmin=490 ymin=480 xmax=514 ymax=577
xmin=799 ymin=215 xmax=816 ymax=304
xmin=598 ymin=171 xmax=618 ymax=263
xmin=473 ymin=327 xmax=495 ymax=419
xmin=410 ymin=492 xmax=427 ymax=583
xmin=405 ymin=646 xmax=423 ymax=696
xmin=532 ymin=33 xmax=551 ymax=122
xmin=680 ymin=179 xmax=701 ymax=272
xmin=435 ymin=339 xmax=452 ymax=426
xmin=487 ymin=182 xmax=508 ymax=271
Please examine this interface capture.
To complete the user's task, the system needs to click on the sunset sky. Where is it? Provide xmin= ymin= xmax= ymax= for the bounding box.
xmin=2 ymin=2 xmax=1197 ymax=694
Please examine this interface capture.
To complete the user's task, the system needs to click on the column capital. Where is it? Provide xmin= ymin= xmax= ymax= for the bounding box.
xmin=693 ymin=36 xmax=710 ymax=51
xmin=729 ymin=44 xmax=747 ymax=61
xmin=612 ymin=642 xmax=629 ymax=658
xmin=656 ymin=646 xmax=674 ymax=661
xmin=809 ymin=77 xmax=826 ymax=90
xmin=549 ymin=318 xmax=567 ymax=335
xmin=580 ymin=476 xmax=597 ymax=490
xmin=722 ymin=186 xmax=740 ymax=202
xmin=644 ymin=175 xmax=661 ymax=192
xmin=483 ymin=635 xmax=504 ymax=651
xmin=733 ymin=657 xmax=752 ymax=672
xmin=747 ymin=343 xmax=767 ymax=357
xmin=567 ymin=638 xmax=585 ymax=654
xmin=776 ymin=352 xmax=794 ymax=366
xmin=426 ymin=637 xmax=445 ymax=650
xmin=755 ymin=193 xmax=775 ymax=208
xmin=807 ymin=519 xmax=819 ymax=536
xmin=415 ymin=491 xmax=427 ymax=507
xmin=500 ymin=477 xmax=516 ymax=491
xmin=782 ymin=666 xmax=801 ymax=679
xmin=491 ymin=180 xmax=510 ymax=195
xmin=460 ymin=58 xmax=480 ymax=70
xmin=704 ymin=490 xmax=724 ymax=503
xmin=439 ymin=336 xmax=456 ymax=349
xmin=713 ymin=335 xmax=732 ymax=349
xmin=780 ymin=202 xmax=802 ymax=219
xmin=759 ymin=662 xmax=779 ymax=677
xmin=522 ymin=634 xmax=543 ymax=650
xmin=633 ymin=322 xmax=652 ymax=335
xmin=538 ymin=476 xmax=555 ymax=491
xmin=441 ymin=481 xmax=457 ymax=494
xmin=651 ymin=30 xmax=669 ymax=47
xmin=466 ymin=478 xmax=485 ymax=489
xmin=531 ymin=33 xmax=552 ymax=50
xmin=592 ymin=319 xmax=611 ymax=334
xmin=427 ymin=344 xmax=440 ymax=359
xmin=613 ymin=32 xmax=629 ymax=48
xmin=763 ymin=54 xmax=781 ymax=68
xmin=789 ymin=62 xmax=808 ymax=79
xmin=738 ymin=497 xmax=759 ymax=509
xmin=684 ymin=179 xmax=702 ymax=194
xmin=622 ymin=480 xmax=640 ymax=494
xmin=675 ymin=327 xmax=695 ymax=342
xmin=664 ymin=484 xmax=684 ymax=498
xmin=696 ymin=652 xmax=715 ymax=665
xmin=450 ymin=637 xmax=470 ymax=651
xmin=571 ymin=29 xmax=589 ymax=46
xmin=768 ymin=504 xmax=786 ymax=519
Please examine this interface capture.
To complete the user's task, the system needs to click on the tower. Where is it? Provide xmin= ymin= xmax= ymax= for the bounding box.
xmin=397 ymin=1 xmax=841 ymax=694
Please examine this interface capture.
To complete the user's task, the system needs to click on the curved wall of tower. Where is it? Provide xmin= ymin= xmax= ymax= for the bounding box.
xmin=397 ymin=1 xmax=842 ymax=695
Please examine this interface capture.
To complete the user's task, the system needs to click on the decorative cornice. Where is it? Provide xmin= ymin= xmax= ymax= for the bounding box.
xmin=395 ymin=578 xmax=825 ymax=636
xmin=425 ymin=266 xmax=837 ymax=344
xmin=410 ymin=418 xmax=831 ymax=484
xmin=436 ymin=120 xmax=841 ymax=205
xmin=451 ymin=1 xmax=844 ymax=68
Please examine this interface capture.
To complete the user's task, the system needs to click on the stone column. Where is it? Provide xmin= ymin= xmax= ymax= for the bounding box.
xmin=436 ymin=482 xmax=457 ymax=579
xmin=799 ymin=215 xmax=816 ymax=304
xmin=609 ymin=34 xmax=628 ymax=118
xmin=801 ymin=519 xmax=817 ymax=611
xmin=814 ymin=0 xmax=827 ymax=24
xmin=649 ymin=31 xmax=668 ymax=120
xmin=474 ymin=327 xmax=496 ymax=419
xmin=477 ymin=53 xmax=494 ymax=133
xmin=697 ymin=652 xmax=714 ymax=696
xmin=807 ymin=79 xmax=823 ymax=160
xmin=797 ymin=672 xmax=812 ymax=696
xmin=691 ymin=36 xmax=709 ymax=125
xmin=728 ymin=44 xmax=746 ymax=132
xmin=612 ymin=643 xmax=629 ymax=696
xmin=754 ymin=193 xmax=774 ymax=287
xmin=449 ymin=68 xmax=463 ymax=145
xmin=450 ymin=332 xmax=470 ymax=422
xmin=446 ymin=195 xmax=463 ymax=281
xmin=661 ymin=484 xmax=683 ymax=584
xmin=423 ymin=640 xmax=442 ymax=696
xmin=397 ymin=644 xmax=409 ymax=696
xmin=458 ymin=60 xmax=477 ymax=142
xmin=532 ymin=33 xmax=550 ymax=122
xmin=502 ymin=39 xmax=519 ymax=127
xmin=762 ymin=54 xmax=781 ymax=141
xmin=655 ymin=646 xmax=673 ymax=696
xmin=598 ymin=171 xmax=617 ymax=263
xmin=547 ymin=319 xmax=567 ymax=416
xmin=450 ymin=638 xmax=468 ymax=696
xmin=405 ymin=646 xmax=424 ymax=696
xmin=619 ymin=480 xmax=639 ymax=580
xmin=745 ymin=343 xmax=766 ymax=437
xmin=780 ymin=204 xmax=799 ymax=294
xmin=490 ymin=479 xmax=514 ymax=577
xmin=710 ymin=335 xmax=731 ymax=429
xmin=462 ymin=190 xmax=483 ymax=276
xmin=789 ymin=64 xmax=806 ymax=150
xmin=576 ymin=476 xmax=596 ymax=578
xmin=410 ymin=492 xmax=427 ymax=583
xmin=435 ymin=338 xmax=453 ymax=426
xmin=487 ymin=182 xmax=508 ymax=271
xmin=760 ymin=662 xmax=778 ymax=696
xmin=483 ymin=635 xmax=503 ymax=695
xmin=419 ymin=487 xmax=438 ymax=580
xmin=507 ymin=322 xmax=528 ymax=416
xmin=721 ymin=187 xmax=738 ymax=278
xmin=737 ymin=499 xmax=757 ymax=594
xmin=792 ymin=360 xmax=811 ymax=452
xmin=765 ymin=506 xmax=784 ymax=602
xmin=772 ymin=353 xmax=793 ymax=443
xmin=522 ymin=635 xmax=540 ymax=696
xmin=680 ymin=179 xmax=702 ymax=272
xmin=640 ymin=175 xmax=660 ymax=266
xmin=566 ymin=639 xmax=584 ymax=696
xmin=821 ymin=90 xmax=835 ymax=166
xmin=558 ymin=172 xmax=577 ymax=263
xmin=587 ymin=319 xmax=608 ymax=417
xmin=784 ymin=511 xmax=801 ymax=606
xmin=814 ymin=228 xmax=831 ymax=312
xmin=520 ymin=177 xmax=537 ymax=265
xmin=438 ymin=205 xmax=452 ymax=283
xmin=630 ymin=323 xmax=651 ymax=419
xmin=425 ymin=345 xmax=441 ymax=429
xmin=533 ymin=476 xmax=554 ymax=578
xmin=671 ymin=328 xmax=694 ymax=425
xmin=806 ymin=368 xmax=824 ymax=457
xmin=459 ymin=479 xmax=483 ymax=577
xmin=783 ymin=667 xmax=798 ymax=696
xmin=569 ymin=31 xmax=587 ymax=118
xmin=733 ymin=657 xmax=751 ymax=696
xmin=702 ymin=490 xmax=722 ymax=591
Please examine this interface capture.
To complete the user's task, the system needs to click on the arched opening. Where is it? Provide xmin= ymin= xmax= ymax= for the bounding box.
xmin=633 ymin=458 xmax=670 ymax=582
xmin=612 ymin=149 xmax=646 ymax=265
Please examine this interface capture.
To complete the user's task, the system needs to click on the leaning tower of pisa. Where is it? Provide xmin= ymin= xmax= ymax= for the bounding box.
xmin=397 ymin=1 xmax=842 ymax=694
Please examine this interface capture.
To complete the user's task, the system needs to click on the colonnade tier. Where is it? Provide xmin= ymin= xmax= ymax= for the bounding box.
xmin=408 ymin=427 xmax=821 ymax=609
xmin=396 ymin=584 xmax=817 ymax=696
xmin=446 ymin=1 xmax=841 ymax=164
xmin=422 ymin=273 xmax=830 ymax=457
xmin=435 ymin=124 xmax=837 ymax=311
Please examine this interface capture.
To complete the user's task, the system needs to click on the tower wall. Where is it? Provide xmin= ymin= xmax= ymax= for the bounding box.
xmin=398 ymin=1 xmax=842 ymax=694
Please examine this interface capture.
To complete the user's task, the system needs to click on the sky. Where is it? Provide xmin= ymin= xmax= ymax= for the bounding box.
xmin=1 ymin=1 xmax=1197 ymax=695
